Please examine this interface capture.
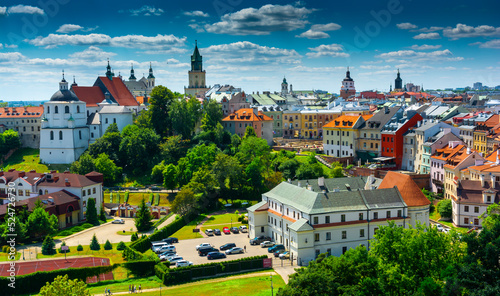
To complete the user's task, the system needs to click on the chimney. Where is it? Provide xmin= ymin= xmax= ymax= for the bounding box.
xmin=318 ymin=177 xmax=325 ymax=187
xmin=29 ymin=170 xmax=36 ymax=173
xmin=253 ymin=107 xmax=258 ymax=116
xmin=467 ymin=147 xmax=471 ymax=154
xmin=53 ymin=176 xmax=59 ymax=182
xmin=18 ymin=171 xmax=25 ymax=178
xmin=287 ymin=178 xmax=291 ymax=183
xmin=297 ymin=181 xmax=301 ymax=188
xmin=50 ymin=170 xmax=57 ymax=173
xmin=64 ymin=170 xmax=70 ymax=174
xmin=307 ymin=185 xmax=313 ymax=191
xmin=65 ymin=178 xmax=70 ymax=186
xmin=480 ymin=175 xmax=486 ymax=187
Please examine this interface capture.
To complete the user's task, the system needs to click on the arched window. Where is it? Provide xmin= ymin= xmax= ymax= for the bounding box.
xmin=67 ymin=205 xmax=74 ymax=213
xmin=44 ymin=190 xmax=48 ymax=194
xmin=55 ymin=106 xmax=59 ymax=114
xmin=77 ymin=106 xmax=80 ymax=113
xmin=50 ymin=131 xmax=54 ymax=140
xmin=39 ymin=189 xmax=43 ymax=195
xmin=65 ymin=106 xmax=69 ymax=113
xmin=59 ymin=131 xmax=63 ymax=140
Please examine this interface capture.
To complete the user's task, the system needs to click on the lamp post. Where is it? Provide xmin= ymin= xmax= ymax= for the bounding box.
xmin=231 ymin=217 xmax=233 ymax=229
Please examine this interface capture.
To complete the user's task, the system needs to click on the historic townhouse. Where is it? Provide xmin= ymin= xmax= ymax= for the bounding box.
xmin=430 ymin=142 xmax=466 ymax=193
xmin=453 ymin=178 xmax=499 ymax=228
xmin=420 ymin=131 xmax=462 ymax=175
xmin=323 ymin=114 xmax=372 ymax=158
xmin=222 ymin=108 xmax=274 ymax=145
xmin=0 ymin=106 xmax=44 ymax=148
xmin=282 ymin=110 xmax=302 ymax=138
xmin=443 ymin=148 xmax=484 ymax=200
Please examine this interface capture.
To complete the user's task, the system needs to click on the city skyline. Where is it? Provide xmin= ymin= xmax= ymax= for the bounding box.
xmin=0 ymin=0 xmax=499 ymax=101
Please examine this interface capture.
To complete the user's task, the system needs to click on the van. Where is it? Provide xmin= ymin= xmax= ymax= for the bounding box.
xmin=156 ymin=245 xmax=176 ymax=254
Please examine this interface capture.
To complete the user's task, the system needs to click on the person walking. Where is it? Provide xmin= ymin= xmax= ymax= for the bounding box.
xmin=244 ymin=245 xmax=246 ymax=252
xmin=129 ymin=284 xmax=131 ymax=293
xmin=139 ymin=284 xmax=142 ymax=293
xmin=104 ymin=287 xmax=107 ymax=296
xmin=108 ymin=288 xmax=111 ymax=295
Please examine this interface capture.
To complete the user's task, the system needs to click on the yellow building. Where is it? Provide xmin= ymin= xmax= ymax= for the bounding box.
xmin=283 ymin=110 xmax=302 ymax=138
xmin=443 ymin=148 xmax=483 ymax=200
xmin=301 ymin=110 xmax=319 ymax=139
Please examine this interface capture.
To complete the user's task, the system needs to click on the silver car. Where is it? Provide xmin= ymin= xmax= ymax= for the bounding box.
xmin=225 ymin=247 xmax=244 ymax=255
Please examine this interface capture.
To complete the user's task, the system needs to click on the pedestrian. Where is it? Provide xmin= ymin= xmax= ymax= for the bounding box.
xmin=108 ymin=288 xmax=111 ymax=295
xmin=104 ymin=287 xmax=107 ymax=296
xmin=129 ymin=284 xmax=131 ymax=293
xmin=244 ymin=245 xmax=246 ymax=252
xmin=134 ymin=285 xmax=137 ymax=293
xmin=139 ymin=284 xmax=142 ymax=293
xmin=132 ymin=285 xmax=135 ymax=293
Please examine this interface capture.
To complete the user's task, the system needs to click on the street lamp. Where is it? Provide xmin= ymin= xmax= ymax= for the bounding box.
xmin=231 ymin=217 xmax=233 ymax=228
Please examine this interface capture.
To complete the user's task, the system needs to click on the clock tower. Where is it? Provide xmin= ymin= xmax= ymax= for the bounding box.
xmin=185 ymin=41 xmax=209 ymax=97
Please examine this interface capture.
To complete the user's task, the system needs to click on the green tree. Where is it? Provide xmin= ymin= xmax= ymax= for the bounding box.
xmin=41 ymin=236 xmax=56 ymax=255
xmin=171 ymin=188 xmax=197 ymax=217
xmin=39 ymin=274 xmax=90 ymax=296
xmin=331 ymin=166 xmax=344 ymax=178
xmin=104 ymin=239 xmax=113 ymax=250
xmin=162 ymin=163 xmax=178 ymax=191
xmin=243 ymin=125 xmax=257 ymax=139
xmin=87 ymin=124 xmax=122 ymax=164
xmin=479 ymin=203 xmax=500 ymax=229
xmin=279 ymin=158 xmax=301 ymax=180
xmin=131 ymin=232 xmax=139 ymax=242
xmin=170 ymin=96 xmax=202 ymax=138
xmin=85 ymin=198 xmax=99 ymax=226
xmin=135 ymin=109 xmax=152 ymax=129
xmin=200 ymin=99 xmax=223 ymax=132
xmin=151 ymin=161 xmax=166 ymax=184
xmin=119 ymin=125 xmax=161 ymax=175
xmin=176 ymin=144 xmax=220 ymax=186
xmin=149 ymin=85 xmax=177 ymax=137
xmin=94 ymin=153 xmax=122 ymax=184
xmin=69 ymin=153 xmax=96 ymax=175
xmin=1 ymin=216 xmax=27 ymax=243
xmin=160 ymin=135 xmax=189 ymax=165
xmin=25 ymin=204 xmax=58 ymax=239
xmin=99 ymin=205 xmax=107 ymax=221
xmin=134 ymin=198 xmax=153 ymax=231
xmin=211 ymin=153 xmax=243 ymax=192
xmin=237 ymin=136 xmax=271 ymax=170
xmin=296 ymin=163 xmax=325 ymax=180
xmin=76 ymin=244 xmax=83 ymax=251
xmin=89 ymin=233 xmax=100 ymax=251
xmin=437 ymin=199 xmax=452 ymax=219
xmin=0 ymin=129 xmax=21 ymax=153
xmin=116 ymin=241 xmax=126 ymax=250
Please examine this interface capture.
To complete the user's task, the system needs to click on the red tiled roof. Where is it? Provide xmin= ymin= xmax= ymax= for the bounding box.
xmin=323 ymin=115 xmax=362 ymax=128
xmin=378 ymin=171 xmax=430 ymax=207
xmin=0 ymin=190 xmax=80 ymax=217
xmin=96 ymin=77 xmax=139 ymax=106
xmin=0 ymin=106 xmax=43 ymax=118
xmin=0 ymin=170 xmax=45 ymax=186
xmin=72 ymin=86 xmax=105 ymax=107
xmin=222 ymin=108 xmax=273 ymax=122
xmin=39 ymin=172 xmax=100 ymax=187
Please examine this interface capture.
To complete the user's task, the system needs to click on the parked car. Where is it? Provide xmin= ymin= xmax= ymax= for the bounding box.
xmin=195 ymin=243 xmax=213 ymax=251
xmin=207 ymin=251 xmax=226 ymax=260
xmin=434 ymin=224 xmax=444 ymax=232
xmin=163 ymin=237 xmax=178 ymax=244
xmin=163 ymin=253 xmax=180 ymax=262
xmin=273 ymin=249 xmax=286 ymax=257
xmin=198 ymin=246 xmax=219 ymax=256
xmin=205 ymin=229 xmax=214 ymax=236
xmin=225 ymin=247 xmax=244 ymax=255
xmin=214 ymin=229 xmax=221 ymax=235
xmin=158 ymin=251 xmax=176 ymax=258
xmin=223 ymin=227 xmax=231 ymax=234
xmin=268 ymin=244 xmax=285 ymax=253
xmin=112 ymin=219 xmax=125 ymax=224
xmin=260 ymin=241 xmax=275 ymax=248
xmin=239 ymin=225 xmax=248 ymax=233
xmin=159 ymin=252 xmax=178 ymax=261
xmin=279 ymin=251 xmax=290 ymax=259
xmin=167 ymin=256 xmax=184 ymax=265
xmin=156 ymin=245 xmax=176 ymax=254
xmin=220 ymin=243 xmax=236 ymax=251
xmin=230 ymin=227 xmax=239 ymax=234
xmin=151 ymin=242 xmax=169 ymax=252
xmin=250 ymin=235 xmax=272 ymax=245
xmin=175 ymin=260 xmax=193 ymax=268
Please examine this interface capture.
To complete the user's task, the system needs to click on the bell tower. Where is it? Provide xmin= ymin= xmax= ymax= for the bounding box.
xmin=185 ymin=40 xmax=209 ymax=97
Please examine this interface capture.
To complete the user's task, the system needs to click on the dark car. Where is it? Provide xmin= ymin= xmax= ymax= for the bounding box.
xmin=198 ymin=246 xmax=219 ymax=256
xmin=268 ymin=244 xmax=285 ymax=253
xmin=207 ymin=251 xmax=226 ymax=260
xmin=220 ymin=243 xmax=236 ymax=251
xmin=230 ymin=227 xmax=239 ymax=234
xmin=163 ymin=237 xmax=179 ymax=244
xmin=273 ymin=249 xmax=286 ymax=257
xmin=250 ymin=235 xmax=272 ymax=245
xmin=214 ymin=229 xmax=221 ymax=235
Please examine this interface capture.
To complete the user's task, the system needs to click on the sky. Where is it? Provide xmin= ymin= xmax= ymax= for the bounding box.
xmin=0 ymin=0 xmax=500 ymax=101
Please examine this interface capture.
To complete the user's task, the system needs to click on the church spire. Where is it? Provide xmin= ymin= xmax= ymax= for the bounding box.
xmin=148 ymin=62 xmax=155 ymax=79
xmin=105 ymin=59 xmax=114 ymax=79
xmin=59 ymin=70 xmax=68 ymax=91
xmin=191 ymin=40 xmax=203 ymax=71
xmin=129 ymin=63 xmax=136 ymax=81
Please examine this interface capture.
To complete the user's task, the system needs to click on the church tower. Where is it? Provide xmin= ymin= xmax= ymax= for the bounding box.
xmin=105 ymin=60 xmax=114 ymax=80
xmin=185 ymin=41 xmax=209 ymax=97
xmin=339 ymin=67 xmax=356 ymax=99
xmin=147 ymin=62 xmax=155 ymax=89
xmin=281 ymin=77 xmax=288 ymax=96
xmin=129 ymin=64 xmax=137 ymax=81
xmin=394 ymin=69 xmax=403 ymax=92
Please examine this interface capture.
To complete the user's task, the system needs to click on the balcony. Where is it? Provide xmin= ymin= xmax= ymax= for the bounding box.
xmin=432 ymin=179 xmax=444 ymax=187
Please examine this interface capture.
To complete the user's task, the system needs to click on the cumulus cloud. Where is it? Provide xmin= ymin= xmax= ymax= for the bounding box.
xmin=397 ymin=23 xmax=417 ymax=30
xmin=443 ymin=24 xmax=500 ymax=39
xmin=188 ymin=24 xmax=206 ymax=33
xmin=471 ymin=39 xmax=500 ymax=49
xmin=205 ymin=4 xmax=313 ymax=35
xmin=416 ymin=26 xmax=444 ymax=33
xmin=413 ymin=32 xmax=441 ymax=39
xmin=409 ymin=44 xmax=442 ymax=50
xmin=0 ymin=52 xmax=26 ymax=62
xmin=69 ymin=46 xmax=116 ymax=60
xmin=184 ymin=10 xmax=209 ymax=17
xmin=0 ymin=5 xmax=44 ymax=15
xmin=203 ymin=41 xmax=301 ymax=64
xmin=26 ymin=33 xmax=187 ymax=50
xmin=376 ymin=49 xmax=463 ymax=62
xmin=306 ymin=44 xmax=349 ymax=58
xmin=296 ymin=22 xmax=341 ymax=39
xmin=120 ymin=5 xmax=164 ymax=16
xmin=0 ymin=7 xmax=6 ymax=15
xmin=57 ymin=24 xmax=84 ymax=33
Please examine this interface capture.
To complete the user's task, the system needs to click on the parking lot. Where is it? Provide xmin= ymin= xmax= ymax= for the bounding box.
xmin=159 ymin=231 xmax=271 ymax=265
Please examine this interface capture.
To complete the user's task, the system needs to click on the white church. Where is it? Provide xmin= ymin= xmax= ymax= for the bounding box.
xmin=40 ymin=73 xmax=133 ymax=164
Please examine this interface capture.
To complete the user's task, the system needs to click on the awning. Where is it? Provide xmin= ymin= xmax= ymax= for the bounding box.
xmin=357 ymin=151 xmax=378 ymax=162
xmin=373 ymin=157 xmax=395 ymax=162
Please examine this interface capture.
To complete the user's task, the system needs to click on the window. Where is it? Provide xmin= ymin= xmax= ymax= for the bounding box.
xmin=261 ymin=226 xmax=264 ymax=232
xmin=88 ymin=189 xmax=91 ymax=195
xmin=359 ymin=213 xmax=363 ymax=220
xmin=18 ymin=190 xmax=24 ymax=196
xmin=113 ymin=118 xmax=116 ymax=124
xmin=55 ymin=106 xmax=59 ymax=113
xmin=397 ymin=210 xmax=402 ymax=217
xmin=313 ymin=217 xmax=318 ymax=224
xmin=47 ymin=106 xmax=50 ymax=113
xmin=342 ymin=231 xmax=347 ymax=239
xmin=82 ymin=190 xmax=86 ymax=197
xmin=341 ymin=214 xmax=346 ymax=222
xmin=79 ymin=130 xmax=82 ymax=140
xmin=360 ymin=229 xmax=365 ymax=237
xmin=59 ymin=131 xmax=63 ymax=140
xmin=50 ymin=131 xmax=54 ymax=140
xmin=474 ymin=207 xmax=479 ymax=213
xmin=327 ymin=248 xmax=331 ymax=256
xmin=315 ymin=249 xmax=321 ymax=258
xmin=373 ymin=212 xmax=378 ymax=219
xmin=105 ymin=118 xmax=108 ymax=124
xmin=326 ymin=232 xmax=331 ymax=240
xmin=342 ymin=246 xmax=347 ymax=254
xmin=65 ymin=106 xmax=69 ymax=113
xmin=77 ymin=106 xmax=80 ymax=113
xmin=487 ymin=195 xmax=491 ymax=202
xmin=314 ymin=233 xmax=320 ymax=242
xmin=325 ymin=216 xmax=330 ymax=224
xmin=93 ymin=187 xmax=96 ymax=194
xmin=44 ymin=190 xmax=48 ymax=195
xmin=387 ymin=211 xmax=391 ymax=218
xmin=474 ymin=218 xmax=479 ymax=225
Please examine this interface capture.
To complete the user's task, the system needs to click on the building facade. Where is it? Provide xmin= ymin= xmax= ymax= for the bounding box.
xmin=0 ymin=106 xmax=43 ymax=148
xmin=185 ymin=42 xmax=209 ymax=97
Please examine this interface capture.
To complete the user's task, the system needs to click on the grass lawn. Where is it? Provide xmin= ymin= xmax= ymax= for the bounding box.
xmin=203 ymin=213 xmax=246 ymax=226
xmin=430 ymin=211 xmax=468 ymax=234
xmin=87 ymin=276 xmax=163 ymax=295
xmin=0 ymin=251 xmax=21 ymax=262
xmin=104 ymin=192 xmax=173 ymax=206
xmin=170 ymin=215 xmax=207 ymax=240
xmin=2 ymin=148 xmax=69 ymax=173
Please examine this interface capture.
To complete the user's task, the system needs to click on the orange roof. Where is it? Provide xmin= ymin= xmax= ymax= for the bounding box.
xmin=362 ymin=114 xmax=373 ymax=121
xmin=485 ymin=150 xmax=500 ymax=162
xmin=431 ymin=144 xmax=466 ymax=162
xmin=323 ymin=115 xmax=363 ymax=128
xmin=222 ymin=108 xmax=273 ymax=122
xmin=96 ymin=77 xmax=139 ymax=106
xmin=468 ymin=161 xmax=500 ymax=173
xmin=378 ymin=171 xmax=430 ymax=207
xmin=136 ymin=96 xmax=148 ymax=105
xmin=0 ymin=106 xmax=43 ymax=118
xmin=72 ymin=86 xmax=105 ymax=107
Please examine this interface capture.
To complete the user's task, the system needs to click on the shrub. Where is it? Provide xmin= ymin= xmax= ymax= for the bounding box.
xmin=71 ymin=226 xmax=84 ymax=233
xmin=42 ymin=236 xmax=56 ymax=255
xmin=89 ymin=234 xmax=100 ymax=251
xmin=125 ymin=191 xmax=130 ymax=203
xmin=2 ymin=245 xmax=9 ymax=253
xmin=346 ymin=164 xmax=354 ymax=169
xmin=131 ymin=232 xmax=139 ymax=242
xmin=116 ymin=241 xmax=126 ymax=251
xmin=104 ymin=240 xmax=113 ymax=250
xmin=82 ymin=223 xmax=94 ymax=229
xmin=109 ymin=192 xmax=113 ymax=203
xmin=76 ymin=244 xmax=83 ymax=251
xmin=57 ymin=230 xmax=72 ymax=237
xmin=58 ymin=241 xmax=70 ymax=254
xmin=148 ymin=192 xmax=154 ymax=204
xmin=116 ymin=191 xmax=121 ymax=203
xmin=437 ymin=199 xmax=452 ymax=219
xmin=154 ymin=193 xmax=160 ymax=206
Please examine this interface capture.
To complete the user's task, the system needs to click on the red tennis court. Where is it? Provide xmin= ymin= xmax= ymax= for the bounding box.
xmin=0 ymin=257 xmax=113 ymax=283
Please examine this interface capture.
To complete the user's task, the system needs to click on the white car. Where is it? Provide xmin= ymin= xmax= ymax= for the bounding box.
xmin=239 ymin=225 xmax=248 ymax=233
xmin=196 ymin=243 xmax=213 ymax=251
xmin=159 ymin=253 xmax=177 ymax=261
xmin=175 ymin=260 xmax=194 ymax=267
xmin=205 ymin=229 xmax=214 ymax=236
xmin=167 ymin=256 xmax=184 ymax=265
xmin=112 ymin=219 xmax=125 ymax=224
xmin=156 ymin=245 xmax=176 ymax=254
xmin=435 ymin=224 xmax=444 ymax=232
xmin=260 ymin=241 xmax=275 ymax=248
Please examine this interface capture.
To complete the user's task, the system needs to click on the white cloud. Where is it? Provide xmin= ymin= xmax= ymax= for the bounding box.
xmin=443 ymin=24 xmax=500 ymax=39
xmin=413 ymin=32 xmax=441 ymax=40
xmin=69 ymin=46 xmax=116 ymax=60
xmin=416 ymin=26 xmax=444 ymax=33
xmin=397 ymin=23 xmax=417 ymax=30
xmin=188 ymin=24 xmax=205 ymax=33
xmin=204 ymin=41 xmax=301 ymax=64
xmin=376 ymin=49 xmax=463 ymax=62
xmin=296 ymin=22 xmax=341 ymax=39
xmin=26 ymin=33 xmax=187 ymax=50
xmin=205 ymin=4 xmax=313 ymax=35
xmin=0 ymin=44 xmax=2 ymax=49
xmin=121 ymin=5 xmax=164 ymax=16
xmin=184 ymin=11 xmax=209 ymax=17
xmin=409 ymin=44 xmax=442 ymax=50
xmin=471 ymin=39 xmax=500 ymax=49
xmin=306 ymin=44 xmax=349 ymax=58
xmin=0 ymin=52 xmax=26 ymax=62
xmin=57 ymin=24 xmax=84 ymax=33
xmin=3 ymin=5 xmax=44 ymax=15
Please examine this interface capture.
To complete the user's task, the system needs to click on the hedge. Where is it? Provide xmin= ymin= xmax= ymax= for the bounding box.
xmin=124 ymin=191 xmax=130 ymax=203
xmin=153 ymin=212 xmax=173 ymax=228
xmin=159 ymin=255 xmax=268 ymax=286
xmin=122 ymin=245 xmax=146 ymax=261
xmin=0 ymin=264 xmax=116 ymax=295
xmin=154 ymin=193 xmax=160 ymax=206
xmin=148 ymin=192 xmax=154 ymax=204
xmin=122 ymin=260 xmax=157 ymax=277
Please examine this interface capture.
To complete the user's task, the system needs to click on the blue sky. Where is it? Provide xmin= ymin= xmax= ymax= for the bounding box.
xmin=0 ymin=0 xmax=499 ymax=101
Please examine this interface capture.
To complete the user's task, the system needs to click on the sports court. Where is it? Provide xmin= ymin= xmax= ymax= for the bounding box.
xmin=0 ymin=257 xmax=113 ymax=283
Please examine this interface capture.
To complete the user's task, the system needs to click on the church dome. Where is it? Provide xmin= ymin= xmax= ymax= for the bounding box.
xmin=50 ymin=89 xmax=79 ymax=102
